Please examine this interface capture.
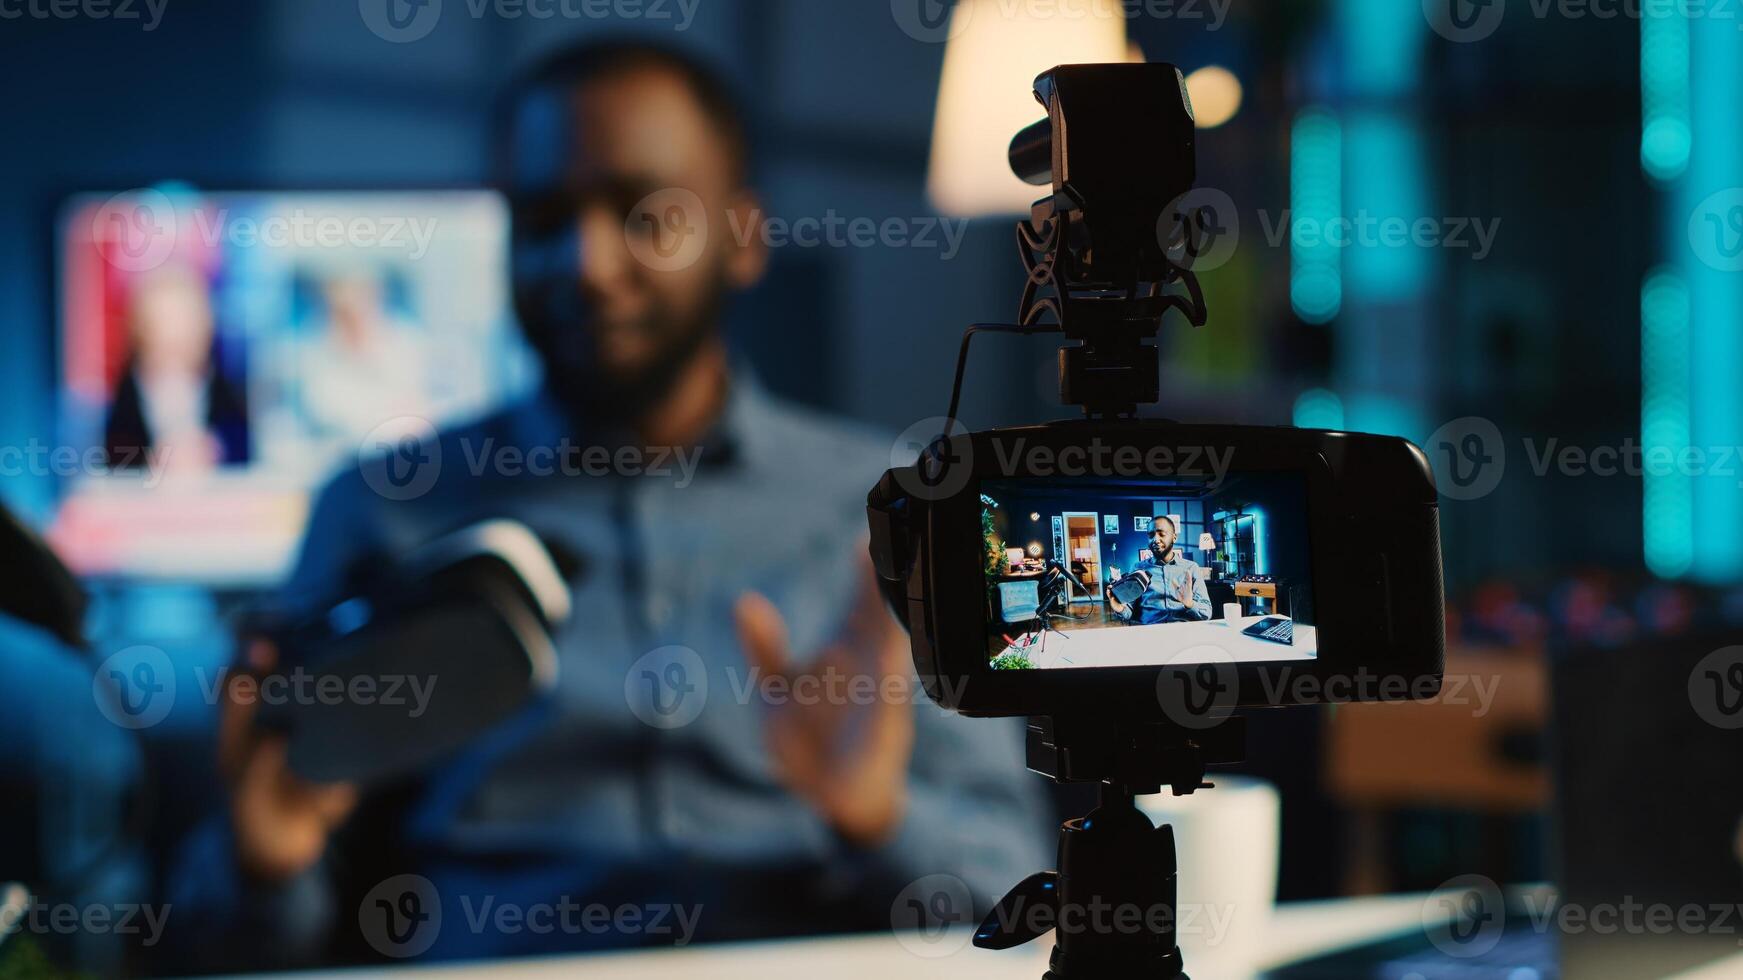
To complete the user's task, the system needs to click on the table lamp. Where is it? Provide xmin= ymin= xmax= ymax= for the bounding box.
xmin=924 ymin=0 xmax=1132 ymax=217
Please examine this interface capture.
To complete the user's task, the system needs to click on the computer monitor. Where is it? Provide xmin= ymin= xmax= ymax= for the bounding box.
xmin=50 ymin=188 xmax=533 ymax=585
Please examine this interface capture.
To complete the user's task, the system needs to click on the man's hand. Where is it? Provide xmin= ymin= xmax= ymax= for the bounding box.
xmin=220 ymin=639 xmax=358 ymax=883
xmin=733 ymin=561 xmax=916 ymax=847
xmin=1174 ymin=567 xmax=1200 ymax=607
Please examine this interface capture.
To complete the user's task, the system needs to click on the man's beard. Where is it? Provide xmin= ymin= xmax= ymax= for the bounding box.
xmin=518 ymin=278 xmax=725 ymax=433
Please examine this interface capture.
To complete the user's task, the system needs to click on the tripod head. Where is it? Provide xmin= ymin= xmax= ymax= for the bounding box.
xmin=1008 ymin=63 xmax=1210 ymax=419
xmin=974 ymin=717 xmax=1247 ymax=979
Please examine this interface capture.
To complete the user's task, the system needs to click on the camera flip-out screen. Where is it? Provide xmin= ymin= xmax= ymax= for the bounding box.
xmin=868 ymin=421 xmax=1443 ymax=719
xmin=982 ymin=472 xmax=1318 ymax=670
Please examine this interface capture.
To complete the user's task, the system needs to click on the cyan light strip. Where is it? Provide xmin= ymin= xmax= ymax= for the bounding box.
xmin=1641 ymin=269 xmax=1692 ymax=578
xmin=1679 ymin=15 xmax=1743 ymax=582
xmin=1290 ymin=108 xmax=1342 ymax=324
xmin=1640 ymin=3 xmax=1691 ymax=182
xmin=1292 ymin=388 xmax=1345 ymax=429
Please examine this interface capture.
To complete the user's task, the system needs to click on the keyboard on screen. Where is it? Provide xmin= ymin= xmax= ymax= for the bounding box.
xmin=1241 ymin=616 xmax=1294 ymax=645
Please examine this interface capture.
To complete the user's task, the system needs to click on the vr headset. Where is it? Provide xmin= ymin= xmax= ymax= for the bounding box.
xmin=250 ymin=519 xmax=570 ymax=784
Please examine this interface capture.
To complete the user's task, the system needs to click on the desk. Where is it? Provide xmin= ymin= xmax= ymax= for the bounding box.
xmin=1233 ymin=580 xmax=1278 ymax=601
xmin=248 ymin=893 xmax=1743 ymax=978
xmin=1011 ymin=618 xmax=1317 ymax=669
xmin=328 ymin=893 xmax=1432 ymax=980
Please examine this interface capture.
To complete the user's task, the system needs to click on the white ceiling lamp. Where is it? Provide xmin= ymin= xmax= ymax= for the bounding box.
xmin=925 ymin=0 xmax=1133 ymax=218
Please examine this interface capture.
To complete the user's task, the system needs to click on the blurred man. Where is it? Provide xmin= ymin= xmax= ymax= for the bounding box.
xmin=1108 ymin=519 xmax=1212 ymax=624
xmin=170 ymin=41 xmax=1047 ymax=969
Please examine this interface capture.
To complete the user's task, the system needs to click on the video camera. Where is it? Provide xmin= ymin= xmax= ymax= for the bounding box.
xmin=865 ymin=63 xmax=1445 ymax=979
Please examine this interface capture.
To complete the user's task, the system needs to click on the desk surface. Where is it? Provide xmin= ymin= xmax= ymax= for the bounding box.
xmin=247 ymin=892 xmax=1743 ymax=978
xmin=1018 ymin=618 xmax=1317 ymax=669
xmin=325 ymin=893 xmax=1429 ymax=980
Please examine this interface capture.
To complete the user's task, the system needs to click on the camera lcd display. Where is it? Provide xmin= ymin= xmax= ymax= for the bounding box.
xmin=981 ymin=473 xmax=1319 ymax=670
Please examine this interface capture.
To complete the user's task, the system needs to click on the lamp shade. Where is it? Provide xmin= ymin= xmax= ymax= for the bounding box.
xmin=1198 ymin=533 xmax=1217 ymax=552
xmin=925 ymin=0 xmax=1132 ymax=217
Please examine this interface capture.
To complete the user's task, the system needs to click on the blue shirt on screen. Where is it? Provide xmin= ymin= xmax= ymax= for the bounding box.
xmin=166 ymin=375 xmax=1049 ymax=969
xmin=1114 ymin=553 xmax=1212 ymax=624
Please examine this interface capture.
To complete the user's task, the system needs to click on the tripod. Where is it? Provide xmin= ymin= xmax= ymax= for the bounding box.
xmin=973 ymin=716 xmax=1246 ymax=979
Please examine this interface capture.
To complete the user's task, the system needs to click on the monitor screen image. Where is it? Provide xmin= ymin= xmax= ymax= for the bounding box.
xmin=50 ymin=189 xmax=532 ymax=584
xmin=981 ymin=473 xmax=1319 ymax=670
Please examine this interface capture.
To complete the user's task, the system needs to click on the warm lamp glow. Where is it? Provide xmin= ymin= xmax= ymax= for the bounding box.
xmin=1197 ymin=532 xmax=1217 ymax=552
xmin=926 ymin=0 xmax=1132 ymax=217
xmin=1183 ymin=65 xmax=1243 ymax=129
xmin=1027 ymin=542 xmax=1044 ymax=557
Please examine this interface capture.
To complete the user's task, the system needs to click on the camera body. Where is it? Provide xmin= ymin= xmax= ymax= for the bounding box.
xmin=866 ymin=63 xmax=1445 ymax=727
xmin=869 ymin=420 xmax=1444 ymax=722
xmin=879 ymin=59 xmax=1449 ymax=978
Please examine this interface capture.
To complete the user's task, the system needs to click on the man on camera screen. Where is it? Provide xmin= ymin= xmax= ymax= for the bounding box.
xmin=1108 ymin=518 xmax=1212 ymax=625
